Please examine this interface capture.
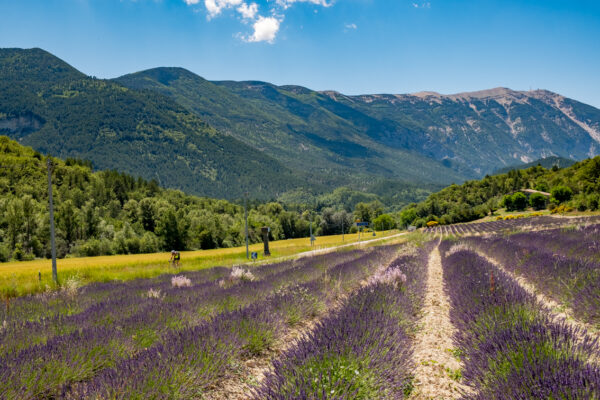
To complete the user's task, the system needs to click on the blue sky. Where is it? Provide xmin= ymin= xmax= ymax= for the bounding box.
xmin=1 ymin=0 xmax=599 ymax=107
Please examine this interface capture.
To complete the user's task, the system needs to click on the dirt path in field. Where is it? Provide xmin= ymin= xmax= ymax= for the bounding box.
xmin=293 ymin=231 xmax=408 ymax=259
xmin=410 ymin=244 xmax=471 ymax=399
xmin=474 ymin=250 xmax=600 ymax=339
xmin=204 ymin=246 xmax=401 ymax=400
xmin=203 ymin=316 xmax=325 ymax=400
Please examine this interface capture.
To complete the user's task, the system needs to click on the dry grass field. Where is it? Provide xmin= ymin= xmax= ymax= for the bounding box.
xmin=0 ymin=230 xmax=402 ymax=296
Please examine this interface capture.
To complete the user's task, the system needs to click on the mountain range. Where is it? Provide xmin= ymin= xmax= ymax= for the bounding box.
xmin=2 ymin=47 xmax=600 ymax=202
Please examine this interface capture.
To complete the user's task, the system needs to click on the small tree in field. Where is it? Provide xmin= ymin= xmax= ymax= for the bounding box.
xmin=529 ymin=193 xmax=547 ymax=210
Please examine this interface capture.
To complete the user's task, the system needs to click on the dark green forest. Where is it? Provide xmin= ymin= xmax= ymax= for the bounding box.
xmin=0 ymin=137 xmax=392 ymax=262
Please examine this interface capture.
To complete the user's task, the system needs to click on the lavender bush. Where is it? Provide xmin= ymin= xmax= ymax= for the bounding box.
xmin=0 ymin=245 xmax=401 ymax=398
xmin=440 ymin=243 xmax=600 ymax=399
xmin=467 ymin=233 xmax=600 ymax=325
xmin=253 ymin=244 xmax=430 ymax=399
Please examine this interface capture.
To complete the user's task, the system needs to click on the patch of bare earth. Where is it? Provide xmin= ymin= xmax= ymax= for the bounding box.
xmin=410 ymin=244 xmax=471 ymax=399
xmin=203 ymin=248 xmax=401 ymax=400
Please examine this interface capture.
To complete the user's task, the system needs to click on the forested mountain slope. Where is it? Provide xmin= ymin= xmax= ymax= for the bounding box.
xmin=117 ymin=68 xmax=600 ymax=182
xmin=3 ymin=48 xmax=600 ymax=203
xmin=493 ymin=156 xmax=575 ymax=175
xmin=399 ymin=156 xmax=600 ymax=227
xmin=115 ymin=67 xmax=465 ymax=188
xmin=0 ymin=48 xmax=304 ymax=199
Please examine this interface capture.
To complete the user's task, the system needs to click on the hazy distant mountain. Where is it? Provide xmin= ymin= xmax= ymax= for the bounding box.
xmin=493 ymin=156 xmax=576 ymax=175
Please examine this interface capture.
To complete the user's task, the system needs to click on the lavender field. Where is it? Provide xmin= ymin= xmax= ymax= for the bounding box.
xmin=2 ymin=217 xmax=600 ymax=399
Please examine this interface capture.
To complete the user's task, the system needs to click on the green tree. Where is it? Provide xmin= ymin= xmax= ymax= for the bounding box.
xmin=57 ymin=200 xmax=79 ymax=246
xmin=398 ymin=207 xmax=417 ymax=228
xmin=5 ymin=198 xmax=23 ymax=250
xmin=512 ymin=192 xmax=528 ymax=211
xmin=502 ymin=194 xmax=514 ymax=211
xmin=353 ymin=202 xmax=372 ymax=223
xmin=157 ymin=208 xmax=188 ymax=251
xmin=529 ymin=193 xmax=547 ymax=210
xmin=81 ymin=201 xmax=100 ymax=239
xmin=372 ymin=214 xmax=395 ymax=231
xmin=550 ymin=186 xmax=573 ymax=203
xmin=139 ymin=198 xmax=156 ymax=232
xmin=21 ymin=195 xmax=38 ymax=254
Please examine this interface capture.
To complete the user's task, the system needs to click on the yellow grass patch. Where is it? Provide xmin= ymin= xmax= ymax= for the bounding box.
xmin=0 ymin=230 xmax=402 ymax=296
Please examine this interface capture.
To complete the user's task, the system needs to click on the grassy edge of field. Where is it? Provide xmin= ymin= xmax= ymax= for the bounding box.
xmin=0 ymin=230 xmax=416 ymax=297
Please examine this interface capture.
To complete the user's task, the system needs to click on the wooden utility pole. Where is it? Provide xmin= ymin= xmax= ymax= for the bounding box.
xmin=47 ymin=158 xmax=58 ymax=284
xmin=244 ymin=192 xmax=249 ymax=259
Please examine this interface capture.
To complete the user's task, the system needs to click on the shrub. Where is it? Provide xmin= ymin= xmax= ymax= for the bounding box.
xmin=502 ymin=194 xmax=514 ymax=211
xmin=550 ymin=205 xmax=573 ymax=214
xmin=535 ymin=182 xmax=549 ymax=192
xmin=529 ymin=193 xmax=547 ymax=210
xmin=367 ymin=266 xmax=407 ymax=289
xmin=219 ymin=266 xmax=256 ymax=287
xmin=512 ymin=192 xmax=528 ymax=211
xmin=62 ymin=275 xmax=83 ymax=299
xmin=73 ymin=239 xmax=113 ymax=257
xmin=12 ymin=243 xmax=24 ymax=261
xmin=550 ymin=185 xmax=573 ymax=203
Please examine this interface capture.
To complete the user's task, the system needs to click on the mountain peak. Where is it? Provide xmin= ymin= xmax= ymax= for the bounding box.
xmin=411 ymin=87 xmax=525 ymax=100
xmin=0 ymin=47 xmax=84 ymax=83
xmin=118 ymin=67 xmax=207 ymax=86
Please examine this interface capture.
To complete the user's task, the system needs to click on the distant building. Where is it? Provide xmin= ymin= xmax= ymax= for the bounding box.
xmin=519 ymin=189 xmax=551 ymax=197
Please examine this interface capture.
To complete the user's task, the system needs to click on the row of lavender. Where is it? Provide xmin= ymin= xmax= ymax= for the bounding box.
xmin=440 ymin=242 xmax=600 ymax=399
xmin=0 ymin=246 xmax=397 ymax=399
xmin=425 ymin=215 xmax=600 ymax=236
xmin=0 ymin=251 xmax=353 ymax=358
xmin=252 ymin=243 xmax=433 ymax=399
xmin=490 ymin=222 xmax=600 ymax=262
xmin=465 ymin=224 xmax=600 ymax=325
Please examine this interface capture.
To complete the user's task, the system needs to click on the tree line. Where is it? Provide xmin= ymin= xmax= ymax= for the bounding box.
xmin=0 ymin=137 xmax=395 ymax=262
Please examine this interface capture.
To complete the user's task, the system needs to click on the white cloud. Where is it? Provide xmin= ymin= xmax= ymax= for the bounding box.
xmin=245 ymin=16 xmax=281 ymax=43
xmin=237 ymin=2 xmax=258 ymax=19
xmin=184 ymin=0 xmax=329 ymax=43
xmin=412 ymin=2 xmax=431 ymax=8
xmin=276 ymin=0 xmax=331 ymax=9
xmin=345 ymin=23 xmax=357 ymax=30
xmin=204 ymin=0 xmax=242 ymax=19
